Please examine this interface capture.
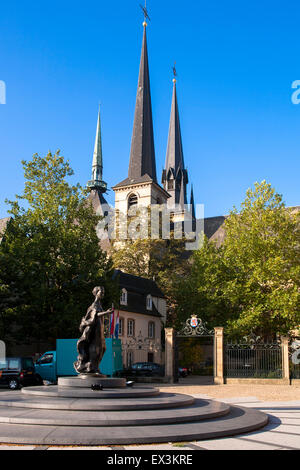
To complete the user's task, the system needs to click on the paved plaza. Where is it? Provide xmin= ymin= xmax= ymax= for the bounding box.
xmin=0 ymin=391 xmax=299 ymax=450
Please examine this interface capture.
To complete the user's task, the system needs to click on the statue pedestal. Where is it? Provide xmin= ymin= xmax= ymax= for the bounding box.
xmin=58 ymin=376 xmax=126 ymax=389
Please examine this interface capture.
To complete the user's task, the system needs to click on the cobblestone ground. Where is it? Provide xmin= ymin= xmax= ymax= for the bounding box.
xmin=159 ymin=377 xmax=300 ymax=402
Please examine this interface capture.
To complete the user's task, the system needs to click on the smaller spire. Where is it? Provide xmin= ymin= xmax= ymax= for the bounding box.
xmin=190 ymin=185 xmax=196 ymax=220
xmin=87 ymin=106 xmax=107 ymax=193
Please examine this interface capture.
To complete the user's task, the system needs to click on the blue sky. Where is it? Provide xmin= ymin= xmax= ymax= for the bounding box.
xmin=0 ymin=0 xmax=299 ymax=218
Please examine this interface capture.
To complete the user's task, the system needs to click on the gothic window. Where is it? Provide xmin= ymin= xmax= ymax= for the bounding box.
xmin=168 ymin=180 xmax=174 ymax=190
xmin=148 ymin=322 xmax=155 ymax=339
xmin=120 ymin=289 xmax=128 ymax=306
xmin=146 ymin=295 xmax=153 ymax=311
xmin=127 ymin=319 xmax=135 ymax=337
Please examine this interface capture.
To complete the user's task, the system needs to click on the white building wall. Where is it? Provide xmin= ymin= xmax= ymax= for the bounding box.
xmin=118 ymin=310 xmax=163 ymax=367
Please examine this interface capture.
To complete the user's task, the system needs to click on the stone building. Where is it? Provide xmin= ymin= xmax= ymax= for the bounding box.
xmin=114 ymin=271 xmax=166 ymax=367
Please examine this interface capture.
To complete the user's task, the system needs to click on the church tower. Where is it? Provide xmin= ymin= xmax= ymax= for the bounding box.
xmin=112 ymin=18 xmax=169 ymax=220
xmin=162 ymin=75 xmax=189 ymax=221
xmin=87 ymin=106 xmax=109 ymax=218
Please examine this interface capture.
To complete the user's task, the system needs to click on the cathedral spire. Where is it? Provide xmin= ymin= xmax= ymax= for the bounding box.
xmin=128 ymin=20 xmax=157 ymax=183
xmin=162 ymin=73 xmax=188 ymax=209
xmin=87 ymin=106 xmax=107 ymax=193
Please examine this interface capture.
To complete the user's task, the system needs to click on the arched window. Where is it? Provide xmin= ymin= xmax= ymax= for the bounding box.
xmin=127 ymin=319 xmax=135 ymax=337
xmin=146 ymin=295 xmax=153 ymax=311
xmin=148 ymin=322 xmax=155 ymax=339
xmin=120 ymin=289 xmax=127 ymax=306
xmin=128 ymin=194 xmax=138 ymax=210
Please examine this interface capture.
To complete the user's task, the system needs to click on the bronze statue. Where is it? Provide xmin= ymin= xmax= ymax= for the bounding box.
xmin=74 ymin=286 xmax=112 ymax=376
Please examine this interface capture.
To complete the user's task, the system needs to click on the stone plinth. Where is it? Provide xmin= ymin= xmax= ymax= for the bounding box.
xmin=58 ymin=376 xmax=126 ymax=389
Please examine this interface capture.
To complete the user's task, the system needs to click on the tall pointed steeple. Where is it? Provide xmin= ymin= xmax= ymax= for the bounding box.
xmin=113 ymin=9 xmax=170 ymax=218
xmin=87 ymin=106 xmax=107 ymax=193
xmin=127 ymin=22 xmax=157 ymax=183
xmin=162 ymin=75 xmax=188 ymax=209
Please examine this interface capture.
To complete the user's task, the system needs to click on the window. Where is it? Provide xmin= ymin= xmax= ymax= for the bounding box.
xmin=0 ymin=360 xmax=7 ymax=370
xmin=38 ymin=354 xmax=53 ymax=365
xmin=168 ymin=180 xmax=174 ymax=190
xmin=128 ymin=194 xmax=138 ymax=210
xmin=148 ymin=322 xmax=155 ymax=339
xmin=120 ymin=289 xmax=127 ymax=306
xmin=8 ymin=359 xmax=20 ymax=370
xmin=127 ymin=319 xmax=135 ymax=337
xmin=146 ymin=295 xmax=153 ymax=311
xmin=21 ymin=358 xmax=34 ymax=370
xmin=119 ymin=318 xmax=124 ymax=336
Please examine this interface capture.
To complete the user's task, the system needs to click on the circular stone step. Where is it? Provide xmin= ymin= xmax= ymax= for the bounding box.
xmin=0 ymin=392 xmax=195 ymax=411
xmin=0 ymin=399 xmax=230 ymax=427
xmin=0 ymin=406 xmax=268 ymax=445
xmin=58 ymin=376 xmax=126 ymax=389
xmin=22 ymin=386 xmax=160 ymax=399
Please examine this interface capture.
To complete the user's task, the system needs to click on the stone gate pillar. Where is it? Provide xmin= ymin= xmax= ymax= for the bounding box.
xmin=281 ymin=336 xmax=290 ymax=385
xmin=214 ymin=327 xmax=224 ymax=385
xmin=165 ymin=328 xmax=175 ymax=383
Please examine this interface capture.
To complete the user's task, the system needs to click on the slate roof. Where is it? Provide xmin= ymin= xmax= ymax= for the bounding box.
xmin=113 ymin=270 xmax=165 ymax=318
xmin=127 ymin=24 xmax=157 ymax=184
xmin=164 ymin=82 xmax=186 ymax=178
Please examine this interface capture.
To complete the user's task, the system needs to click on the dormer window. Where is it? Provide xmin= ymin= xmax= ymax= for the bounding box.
xmin=120 ymin=289 xmax=128 ymax=306
xmin=146 ymin=295 xmax=153 ymax=311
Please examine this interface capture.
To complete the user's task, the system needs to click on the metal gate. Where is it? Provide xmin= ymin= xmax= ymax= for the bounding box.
xmin=225 ymin=339 xmax=282 ymax=379
xmin=175 ymin=316 xmax=215 ymax=381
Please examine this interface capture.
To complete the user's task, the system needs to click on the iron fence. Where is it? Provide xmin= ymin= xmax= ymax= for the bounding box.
xmin=290 ymin=363 xmax=300 ymax=379
xmin=290 ymin=341 xmax=300 ymax=380
xmin=225 ymin=343 xmax=282 ymax=379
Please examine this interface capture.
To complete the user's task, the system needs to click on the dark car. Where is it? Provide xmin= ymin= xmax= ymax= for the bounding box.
xmin=0 ymin=357 xmax=43 ymax=390
xmin=117 ymin=362 xmax=164 ymax=378
xmin=178 ymin=367 xmax=189 ymax=378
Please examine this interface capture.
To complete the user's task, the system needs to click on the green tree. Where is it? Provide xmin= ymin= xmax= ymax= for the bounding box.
xmin=0 ymin=151 xmax=117 ymax=349
xmin=179 ymin=181 xmax=300 ymax=339
xmin=111 ymin=236 xmax=191 ymax=326
xmin=223 ymin=181 xmax=300 ymax=339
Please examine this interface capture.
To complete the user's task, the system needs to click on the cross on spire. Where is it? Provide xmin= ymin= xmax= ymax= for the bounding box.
xmin=172 ymin=62 xmax=177 ymax=82
xmin=140 ymin=1 xmax=150 ymax=26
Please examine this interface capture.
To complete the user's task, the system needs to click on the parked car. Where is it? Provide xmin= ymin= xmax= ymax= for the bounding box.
xmin=116 ymin=362 xmax=164 ymax=377
xmin=0 ymin=357 xmax=43 ymax=390
xmin=178 ymin=367 xmax=189 ymax=378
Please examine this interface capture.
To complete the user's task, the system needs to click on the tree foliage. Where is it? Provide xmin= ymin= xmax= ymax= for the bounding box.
xmin=177 ymin=182 xmax=300 ymax=339
xmin=111 ymin=236 xmax=191 ymax=326
xmin=0 ymin=151 xmax=116 ymax=349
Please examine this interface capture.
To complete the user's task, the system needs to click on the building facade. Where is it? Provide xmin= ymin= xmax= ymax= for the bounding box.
xmin=114 ymin=270 xmax=166 ymax=367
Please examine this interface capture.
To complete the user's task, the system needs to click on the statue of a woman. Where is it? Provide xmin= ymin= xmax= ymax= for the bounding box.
xmin=74 ymin=286 xmax=112 ymax=375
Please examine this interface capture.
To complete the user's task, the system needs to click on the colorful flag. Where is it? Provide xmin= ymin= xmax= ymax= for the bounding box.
xmin=110 ymin=306 xmax=115 ymax=338
xmin=115 ymin=311 xmax=120 ymax=340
